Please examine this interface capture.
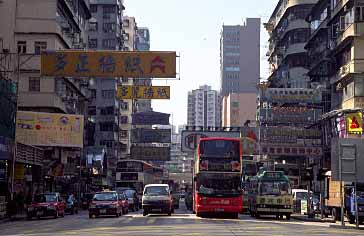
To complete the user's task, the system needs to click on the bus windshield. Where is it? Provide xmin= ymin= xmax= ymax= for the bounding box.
xmin=197 ymin=174 xmax=241 ymax=197
xmin=199 ymin=139 xmax=240 ymax=158
xmin=260 ymin=181 xmax=290 ymax=195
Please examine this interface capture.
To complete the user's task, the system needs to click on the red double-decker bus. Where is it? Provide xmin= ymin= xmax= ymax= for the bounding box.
xmin=193 ymin=137 xmax=243 ymax=218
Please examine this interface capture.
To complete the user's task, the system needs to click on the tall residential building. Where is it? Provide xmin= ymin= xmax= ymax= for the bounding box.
xmin=187 ymin=85 xmax=221 ymax=128
xmin=265 ymin=0 xmax=317 ymax=88
xmin=87 ymin=0 xmax=126 ymax=186
xmin=219 ymin=18 xmax=260 ymax=97
xmin=0 ymin=0 xmax=91 ymax=193
xmin=222 ymin=93 xmax=257 ymax=127
xmin=135 ymin=27 xmax=152 ymax=112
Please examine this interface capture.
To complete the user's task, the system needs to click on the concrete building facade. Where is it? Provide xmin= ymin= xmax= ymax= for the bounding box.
xmin=222 ymin=93 xmax=257 ymax=127
xmin=187 ymin=85 xmax=221 ymax=128
xmin=220 ymin=18 xmax=260 ymax=97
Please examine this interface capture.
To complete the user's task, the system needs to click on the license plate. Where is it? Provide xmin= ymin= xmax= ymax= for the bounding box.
xmin=100 ymin=209 xmax=106 ymax=214
xmin=152 ymin=209 xmax=161 ymax=212
xmin=215 ymin=208 xmax=224 ymax=212
xmin=36 ymin=211 xmax=43 ymax=216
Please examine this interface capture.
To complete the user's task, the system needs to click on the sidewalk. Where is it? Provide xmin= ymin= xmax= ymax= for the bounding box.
xmin=0 ymin=213 xmax=26 ymax=224
xmin=329 ymin=224 xmax=364 ymax=230
xmin=291 ymin=214 xmax=336 ymax=223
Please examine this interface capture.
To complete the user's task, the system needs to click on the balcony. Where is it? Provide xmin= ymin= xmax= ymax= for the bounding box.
xmin=283 ymin=43 xmax=306 ymax=59
xmin=331 ymin=0 xmax=350 ymax=20
xmin=18 ymin=92 xmax=67 ymax=112
xmin=337 ymin=22 xmax=364 ymax=46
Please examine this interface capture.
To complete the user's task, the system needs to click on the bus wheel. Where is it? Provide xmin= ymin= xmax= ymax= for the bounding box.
xmin=286 ymin=214 xmax=291 ymax=220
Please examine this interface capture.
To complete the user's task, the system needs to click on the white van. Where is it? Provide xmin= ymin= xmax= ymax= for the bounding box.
xmin=142 ymin=184 xmax=173 ymax=216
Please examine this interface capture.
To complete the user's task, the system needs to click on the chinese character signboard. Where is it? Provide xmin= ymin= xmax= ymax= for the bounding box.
xmin=41 ymin=51 xmax=176 ymax=78
xmin=262 ymin=88 xmax=321 ymax=103
xmin=132 ymin=111 xmax=170 ymax=125
xmin=131 ymin=146 xmax=170 ymax=161
xmin=16 ymin=111 xmax=84 ymax=148
xmin=0 ymin=136 xmax=14 ymax=161
xmin=346 ymin=112 xmax=363 ymax=134
xmin=117 ymin=85 xmax=170 ymax=99
xmin=131 ymin=129 xmax=171 ymax=143
xmin=260 ymin=145 xmax=322 ymax=157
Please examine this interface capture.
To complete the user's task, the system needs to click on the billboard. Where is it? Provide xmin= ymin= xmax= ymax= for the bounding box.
xmin=16 ymin=111 xmax=84 ymax=148
xmin=331 ymin=138 xmax=364 ymax=182
xmin=181 ymin=131 xmax=240 ymax=152
xmin=260 ymin=127 xmax=321 ymax=145
xmin=262 ymin=88 xmax=321 ymax=103
xmin=345 ymin=112 xmax=363 ymax=134
xmin=240 ymin=127 xmax=258 ymax=155
xmin=132 ymin=111 xmax=170 ymax=125
xmin=259 ymin=107 xmax=322 ymax=123
xmin=41 ymin=51 xmax=176 ymax=78
xmin=117 ymin=85 xmax=170 ymax=99
xmin=260 ymin=145 xmax=322 ymax=157
xmin=131 ymin=128 xmax=171 ymax=143
xmin=130 ymin=146 xmax=170 ymax=161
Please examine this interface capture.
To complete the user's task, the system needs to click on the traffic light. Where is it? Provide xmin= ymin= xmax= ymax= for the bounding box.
xmin=317 ymin=168 xmax=329 ymax=181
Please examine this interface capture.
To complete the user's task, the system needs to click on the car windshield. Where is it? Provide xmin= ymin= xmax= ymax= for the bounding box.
xmin=124 ymin=190 xmax=134 ymax=198
xmin=93 ymin=192 xmax=117 ymax=201
xmin=197 ymin=174 xmax=241 ymax=197
xmin=296 ymin=192 xmax=308 ymax=200
xmin=34 ymin=194 xmax=57 ymax=203
xmin=260 ymin=181 xmax=290 ymax=195
xmin=144 ymin=186 xmax=169 ymax=196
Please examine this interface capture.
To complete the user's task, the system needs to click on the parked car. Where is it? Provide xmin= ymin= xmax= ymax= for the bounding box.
xmin=142 ymin=184 xmax=173 ymax=216
xmin=65 ymin=194 xmax=79 ymax=215
xmin=118 ymin=192 xmax=129 ymax=214
xmin=27 ymin=193 xmax=65 ymax=220
xmin=123 ymin=189 xmax=139 ymax=212
xmin=81 ymin=193 xmax=94 ymax=210
xmin=89 ymin=191 xmax=122 ymax=218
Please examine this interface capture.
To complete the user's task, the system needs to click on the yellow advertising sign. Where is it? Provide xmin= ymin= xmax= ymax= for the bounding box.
xmin=16 ymin=111 xmax=84 ymax=148
xmin=346 ymin=112 xmax=363 ymax=133
xmin=41 ymin=51 xmax=176 ymax=78
xmin=117 ymin=85 xmax=170 ymax=99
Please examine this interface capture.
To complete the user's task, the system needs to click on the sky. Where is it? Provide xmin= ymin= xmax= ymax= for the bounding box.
xmin=124 ymin=0 xmax=277 ymax=127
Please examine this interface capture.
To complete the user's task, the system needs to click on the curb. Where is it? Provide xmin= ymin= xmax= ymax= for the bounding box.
xmin=329 ymin=224 xmax=364 ymax=230
xmin=291 ymin=215 xmax=336 ymax=223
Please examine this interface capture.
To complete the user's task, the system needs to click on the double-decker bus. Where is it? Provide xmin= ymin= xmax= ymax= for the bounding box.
xmin=247 ymin=170 xmax=293 ymax=220
xmin=115 ymin=160 xmax=163 ymax=203
xmin=193 ymin=137 xmax=243 ymax=218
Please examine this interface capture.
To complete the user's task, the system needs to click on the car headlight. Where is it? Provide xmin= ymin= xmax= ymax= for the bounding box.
xmin=89 ymin=204 xmax=96 ymax=209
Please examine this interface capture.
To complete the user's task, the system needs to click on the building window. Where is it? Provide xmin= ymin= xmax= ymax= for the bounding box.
xmin=101 ymin=89 xmax=114 ymax=98
xmin=100 ymin=106 xmax=114 ymax=115
xmin=355 ymin=6 xmax=364 ymax=22
xmin=121 ymin=77 xmax=129 ymax=83
xmin=89 ymin=39 xmax=98 ymax=48
xmin=120 ymin=116 xmax=128 ymax=124
xmin=29 ymin=77 xmax=40 ymax=92
xmin=99 ymin=122 xmax=114 ymax=131
xmin=123 ymin=19 xmax=130 ymax=28
xmin=103 ymin=23 xmax=116 ymax=32
xmin=225 ymin=52 xmax=240 ymax=56
xmin=120 ymin=143 xmax=128 ymax=152
xmin=224 ymin=66 xmax=240 ymax=72
xmin=100 ymin=140 xmax=113 ymax=148
xmin=34 ymin=41 xmax=47 ymax=54
xmin=102 ymin=39 xmax=116 ymax=49
xmin=90 ymin=4 xmax=97 ymax=13
xmin=120 ymin=101 xmax=128 ymax=110
xmin=89 ymin=22 xmax=98 ymax=31
xmin=103 ymin=5 xmax=115 ymax=14
xmin=123 ymin=33 xmax=129 ymax=41
xmin=120 ymin=130 xmax=128 ymax=138
xmin=17 ymin=41 xmax=26 ymax=54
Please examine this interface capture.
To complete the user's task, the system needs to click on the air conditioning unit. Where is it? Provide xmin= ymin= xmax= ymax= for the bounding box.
xmin=336 ymin=82 xmax=343 ymax=91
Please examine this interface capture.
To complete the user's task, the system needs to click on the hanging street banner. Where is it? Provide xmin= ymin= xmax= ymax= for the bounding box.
xmin=16 ymin=111 xmax=84 ymax=148
xmin=117 ymin=85 xmax=170 ymax=99
xmin=41 ymin=51 xmax=177 ymax=78
xmin=345 ymin=112 xmax=363 ymax=134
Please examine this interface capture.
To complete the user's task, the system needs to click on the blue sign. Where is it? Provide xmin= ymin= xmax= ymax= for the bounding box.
xmin=0 ymin=136 xmax=13 ymax=160
xmin=132 ymin=111 xmax=170 ymax=125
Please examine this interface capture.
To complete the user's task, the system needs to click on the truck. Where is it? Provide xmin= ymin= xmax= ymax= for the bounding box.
xmin=326 ymin=178 xmax=364 ymax=224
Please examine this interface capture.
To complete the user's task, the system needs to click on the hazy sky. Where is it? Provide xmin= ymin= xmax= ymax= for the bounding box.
xmin=124 ymin=0 xmax=277 ymax=127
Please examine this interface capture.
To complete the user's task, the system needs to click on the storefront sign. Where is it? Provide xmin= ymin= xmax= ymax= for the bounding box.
xmin=130 ymin=146 xmax=170 ymax=161
xmin=260 ymin=127 xmax=321 ymax=144
xmin=259 ymin=107 xmax=321 ymax=123
xmin=117 ymin=85 xmax=170 ymax=99
xmin=132 ymin=111 xmax=170 ymax=125
xmin=260 ymin=145 xmax=322 ymax=157
xmin=14 ymin=164 xmax=25 ymax=180
xmin=131 ymin=128 xmax=171 ymax=143
xmin=41 ymin=51 xmax=176 ymax=78
xmin=346 ymin=112 xmax=363 ymax=134
xmin=263 ymin=88 xmax=321 ymax=103
xmin=16 ymin=111 xmax=84 ymax=148
xmin=0 ymin=136 xmax=14 ymax=160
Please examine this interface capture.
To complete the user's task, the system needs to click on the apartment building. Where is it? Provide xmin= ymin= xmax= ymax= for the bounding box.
xmin=265 ymin=0 xmax=318 ymax=88
xmin=87 ymin=0 xmax=125 ymax=186
xmin=220 ymin=18 xmax=260 ymax=96
xmin=0 ymin=0 xmax=91 ymax=193
xmin=187 ymin=85 xmax=221 ymax=128
xmin=222 ymin=93 xmax=257 ymax=127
